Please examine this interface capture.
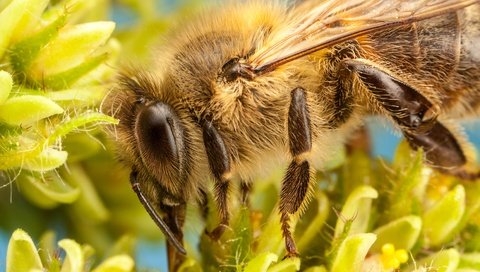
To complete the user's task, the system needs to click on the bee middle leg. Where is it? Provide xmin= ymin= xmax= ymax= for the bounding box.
xmin=202 ymin=121 xmax=231 ymax=240
xmin=240 ymin=181 xmax=252 ymax=206
xmin=279 ymin=87 xmax=313 ymax=258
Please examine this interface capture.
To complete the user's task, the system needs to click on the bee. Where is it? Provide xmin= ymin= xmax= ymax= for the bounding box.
xmin=104 ymin=0 xmax=480 ymax=270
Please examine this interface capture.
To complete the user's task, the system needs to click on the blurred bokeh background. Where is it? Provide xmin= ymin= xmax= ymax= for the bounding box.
xmin=0 ymin=0 xmax=479 ymax=271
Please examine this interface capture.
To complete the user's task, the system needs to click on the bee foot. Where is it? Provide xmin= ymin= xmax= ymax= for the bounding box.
xmin=450 ymin=169 xmax=480 ymax=181
xmin=283 ymin=251 xmax=300 ymax=260
xmin=205 ymin=224 xmax=227 ymax=241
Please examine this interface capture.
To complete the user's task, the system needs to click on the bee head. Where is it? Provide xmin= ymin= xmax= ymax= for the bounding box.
xmin=105 ymin=71 xmax=196 ymax=206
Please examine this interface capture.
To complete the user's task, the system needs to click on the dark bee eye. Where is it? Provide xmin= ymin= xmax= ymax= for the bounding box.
xmin=134 ymin=102 xmax=181 ymax=166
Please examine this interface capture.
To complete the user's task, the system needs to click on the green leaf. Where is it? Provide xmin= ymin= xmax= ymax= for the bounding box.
xmin=61 ymin=164 xmax=109 ymax=222
xmin=41 ymin=53 xmax=109 ymax=89
xmin=9 ymin=13 xmax=67 ymax=74
xmin=297 ymin=191 xmax=330 ymax=252
xmin=0 ymin=0 xmax=29 ymax=58
xmin=341 ymin=149 xmax=374 ymax=197
xmin=16 ymin=172 xmax=80 ymax=209
xmin=6 ymin=229 xmax=43 ymax=272
xmin=45 ymin=86 xmax=108 ymax=108
xmin=304 ymin=267 xmax=328 ymax=272
xmin=256 ymin=207 xmax=289 ymax=256
xmin=266 ymin=257 xmax=300 ymax=272
xmin=38 ymin=231 xmax=61 ymax=270
xmin=371 ymin=215 xmax=422 ymax=252
xmin=10 ymin=0 xmax=49 ymax=41
xmin=0 ymin=113 xmax=115 ymax=171
xmin=63 ymin=133 xmax=102 ymax=162
xmin=244 ymin=252 xmax=278 ymax=272
xmin=22 ymin=148 xmax=68 ymax=172
xmin=423 ymin=185 xmax=466 ymax=247
xmin=46 ymin=111 xmax=118 ymax=145
xmin=459 ymin=253 xmax=480 ymax=270
xmin=405 ymin=248 xmax=460 ymax=272
xmin=389 ymin=147 xmax=429 ymax=220
xmin=58 ymin=239 xmax=84 ymax=272
xmin=330 ymin=233 xmax=376 ymax=272
xmin=334 ymin=185 xmax=378 ymax=238
xmin=29 ymin=21 xmax=115 ymax=77
xmin=0 ymin=70 xmax=13 ymax=104
xmin=0 ymin=95 xmax=64 ymax=126
xmin=92 ymin=255 xmax=134 ymax=272
xmin=227 ymin=205 xmax=253 ymax=269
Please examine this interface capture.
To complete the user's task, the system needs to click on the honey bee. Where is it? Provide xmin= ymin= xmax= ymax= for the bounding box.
xmin=104 ymin=0 xmax=480 ymax=270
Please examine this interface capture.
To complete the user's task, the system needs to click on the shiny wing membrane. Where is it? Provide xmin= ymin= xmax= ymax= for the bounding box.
xmin=249 ymin=0 xmax=479 ymax=74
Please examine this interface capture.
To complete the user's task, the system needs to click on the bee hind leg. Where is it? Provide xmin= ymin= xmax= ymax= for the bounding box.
xmin=280 ymin=87 xmax=314 ymax=258
xmin=404 ymin=122 xmax=480 ymax=180
xmin=202 ymin=121 xmax=231 ymax=240
xmin=344 ymin=59 xmax=479 ymax=179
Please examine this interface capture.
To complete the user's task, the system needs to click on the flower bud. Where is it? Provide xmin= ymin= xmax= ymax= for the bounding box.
xmin=334 ymin=186 xmax=378 ymax=238
xmin=372 ymin=215 xmax=422 ymax=252
xmin=0 ymin=70 xmax=13 ymax=104
xmin=29 ymin=21 xmax=115 ymax=78
xmin=331 ymin=233 xmax=377 ymax=272
xmin=0 ymin=95 xmax=63 ymax=126
xmin=423 ymin=185 xmax=466 ymax=247
xmin=6 ymin=229 xmax=43 ymax=272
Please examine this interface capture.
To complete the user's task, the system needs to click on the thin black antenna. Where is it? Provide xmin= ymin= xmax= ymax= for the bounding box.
xmin=130 ymin=172 xmax=187 ymax=255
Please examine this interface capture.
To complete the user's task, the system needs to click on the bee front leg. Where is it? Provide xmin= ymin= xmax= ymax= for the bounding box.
xmin=202 ymin=122 xmax=231 ymax=240
xmin=162 ymin=203 xmax=186 ymax=272
xmin=129 ymin=170 xmax=186 ymax=271
xmin=280 ymin=87 xmax=314 ymax=258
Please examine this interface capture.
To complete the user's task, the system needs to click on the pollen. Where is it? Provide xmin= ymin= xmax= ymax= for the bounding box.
xmin=380 ymin=243 xmax=409 ymax=270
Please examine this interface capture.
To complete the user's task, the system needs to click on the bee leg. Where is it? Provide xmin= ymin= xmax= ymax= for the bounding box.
xmin=202 ymin=122 xmax=231 ymax=240
xmin=280 ymin=87 xmax=313 ymax=258
xmin=344 ymin=59 xmax=477 ymax=179
xmin=129 ymin=170 xmax=187 ymax=271
xmin=343 ymin=59 xmax=439 ymax=130
xmin=346 ymin=125 xmax=371 ymax=155
xmin=240 ymin=181 xmax=252 ymax=206
xmin=198 ymin=189 xmax=209 ymax=221
xmin=162 ymin=203 xmax=187 ymax=272
xmin=404 ymin=123 xmax=480 ymax=180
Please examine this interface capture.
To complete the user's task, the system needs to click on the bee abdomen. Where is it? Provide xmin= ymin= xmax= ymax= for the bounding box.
xmin=364 ymin=5 xmax=480 ymax=113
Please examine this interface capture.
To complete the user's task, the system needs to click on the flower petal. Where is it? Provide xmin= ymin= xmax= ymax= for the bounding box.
xmin=0 ymin=95 xmax=63 ymax=126
xmin=6 ymin=229 xmax=43 ymax=272
xmin=331 ymin=233 xmax=377 ymax=272
xmin=0 ymin=70 xmax=13 ymax=104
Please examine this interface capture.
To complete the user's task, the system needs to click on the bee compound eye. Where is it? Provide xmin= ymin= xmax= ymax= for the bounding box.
xmin=134 ymin=102 xmax=181 ymax=166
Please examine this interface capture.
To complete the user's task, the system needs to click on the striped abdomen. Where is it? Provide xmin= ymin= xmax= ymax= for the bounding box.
xmin=364 ymin=4 xmax=480 ymax=117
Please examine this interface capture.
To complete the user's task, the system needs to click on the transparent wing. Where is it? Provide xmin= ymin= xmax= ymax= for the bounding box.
xmin=249 ymin=0 xmax=478 ymax=74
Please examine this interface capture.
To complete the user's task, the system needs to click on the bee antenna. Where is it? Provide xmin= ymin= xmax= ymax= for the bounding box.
xmin=130 ymin=172 xmax=187 ymax=255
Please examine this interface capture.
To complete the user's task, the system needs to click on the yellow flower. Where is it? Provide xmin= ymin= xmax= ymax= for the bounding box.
xmin=380 ymin=243 xmax=409 ymax=270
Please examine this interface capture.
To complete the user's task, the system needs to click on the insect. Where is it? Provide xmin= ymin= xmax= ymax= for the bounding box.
xmin=104 ymin=0 xmax=480 ymax=270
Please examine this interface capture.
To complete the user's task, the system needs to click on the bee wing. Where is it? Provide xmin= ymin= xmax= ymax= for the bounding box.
xmin=250 ymin=0 xmax=478 ymax=73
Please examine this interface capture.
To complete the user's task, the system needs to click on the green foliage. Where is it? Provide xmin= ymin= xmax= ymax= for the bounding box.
xmin=170 ymin=143 xmax=480 ymax=271
xmin=2 ymin=1 xmax=480 ymax=272
xmin=6 ymin=229 xmax=134 ymax=272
